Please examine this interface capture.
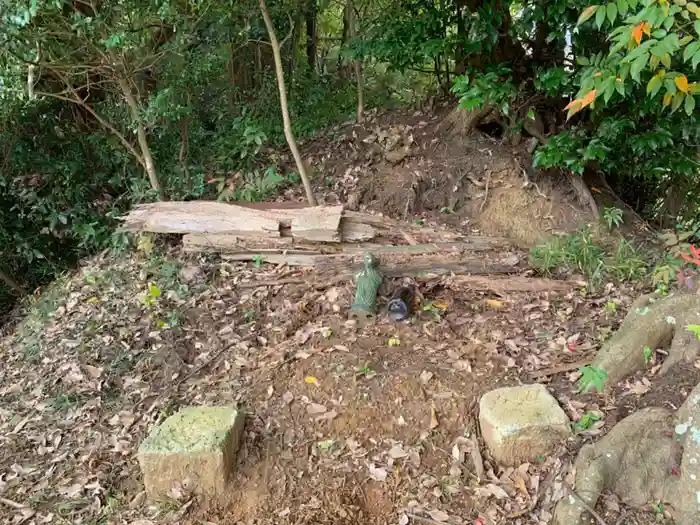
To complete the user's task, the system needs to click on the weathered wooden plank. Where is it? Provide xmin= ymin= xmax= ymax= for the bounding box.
xmin=122 ymin=202 xmax=281 ymax=236
xmin=121 ymin=201 xmax=345 ymax=242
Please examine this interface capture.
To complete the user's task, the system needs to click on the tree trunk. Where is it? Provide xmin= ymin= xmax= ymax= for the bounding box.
xmin=0 ymin=268 xmax=23 ymax=295
xmin=260 ymin=0 xmax=317 ymax=206
xmin=346 ymin=0 xmax=364 ymax=123
xmin=118 ymin=77 xmax=164 ymax=200
xmin=338 ymin=1 xmax=350 ymax=75
xmin=306 ymin=0 xmax=317 ymax=71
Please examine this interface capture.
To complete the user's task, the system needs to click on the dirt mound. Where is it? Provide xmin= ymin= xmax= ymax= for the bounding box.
xmin=298 ymin=104 xmax=591 ymax=247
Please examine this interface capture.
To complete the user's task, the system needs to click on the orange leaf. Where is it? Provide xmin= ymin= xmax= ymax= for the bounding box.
xmin=642 ymin=22 xmax=651 ymax=37
xmin=580 ymin=89 xmax=598 ymax=107
xmin=675 ymin=75 xmax=689 ymax=93
xmin=564 ymin=98 xmax=581 ymax=110
xmin=632 ymin=23 xmax=644 ymax=45
xmin=663 ymin=92 xmax=673 ymax=106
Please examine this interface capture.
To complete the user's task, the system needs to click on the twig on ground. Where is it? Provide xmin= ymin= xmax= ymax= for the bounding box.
xmin=529 ymin=359 xmax=592 ymax=379
xmin=237 ymin=278 xmax=306 ymax=288
xmin=479 ymin=170 xmax=492 ymax=213
xmin=566 ymin=488 xmax=609 ymax=525
xmin=406 ymin=513 xmax=451 ymax=525
xmin=0 ymin=497 xmax=26 ymax=509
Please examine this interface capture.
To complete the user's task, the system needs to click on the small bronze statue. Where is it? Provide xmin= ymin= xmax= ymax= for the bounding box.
xmin=349 ymin=253 xmax=383 ymax=319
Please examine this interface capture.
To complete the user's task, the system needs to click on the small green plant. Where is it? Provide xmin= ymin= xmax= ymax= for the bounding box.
xmin=140 ymin=283 xmax=161 ymax=307
xmin=577 ymin=365 xmax=608 ymax=393
xmin=602 ymin=207 xmax=624 ymax=230
xmin=687 ymin=324 xmax=700 ymax=342
xmin=650 ymin=503 xmax=665 ymax=518
xmin=252 ymin=255 xmax=264 ymax=268
xmin=603 ymin=301 xmax=617 ymax=316
xmin=356 ymin=363 xmax=372 ymax=377
xmin=643 ymin=345 xmax=653 ymax=364
xmin=573 ymin=411 xmax=601 ymax=432
xmin=214 ymin=167 xmax=287 ymax=203
xmin=439 ymin=206 xmax=453 ymax=214
xmin=531 ymin=227 xmax=647 ymax=284
xmin=243 ymin=307 xmax=257 ymax=322
xmin=414 ymin=218 xmax=425 ymax=226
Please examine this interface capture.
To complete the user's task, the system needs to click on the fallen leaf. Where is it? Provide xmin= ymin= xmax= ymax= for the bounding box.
xmin=485 ymin=299 xmax=503 ymax=309
xmin=83 ymin=364 xmax=102 ymax=379
xmin=368 ymin=463 xmax=388 ymax=482
xmin=306 ymin=403 xmax=327 ymax=415
xmin=622 ymin=379 xmax=651 ymax=396
xmin=452 ymin=359 xmax=472 ymax=372
xmin=389 ymin=444 xmax=408 ymax=459
xmin=427 ymin=509 xmax=450 ymax=522
xmin=316 ymin=409 xmax=338 ymax=421
xmin=475 ymin=483 xmax=509 ymax=500
xmin=304 ymin=376 xmax=319 ymax=386
xmin=282 ymin=391 xmax=294 ymax=405
xmin=388 ymin=336 xmax=401 ymax=347
xmin=419 ymin=370 xmax=434 ymax=384
xmin=430 ymin=406 xmax=439 ymax=429
xmin=399 ymin=514 xmax=409 ymax=525
xmin=317 ymin=439 xmax=335 ymax=450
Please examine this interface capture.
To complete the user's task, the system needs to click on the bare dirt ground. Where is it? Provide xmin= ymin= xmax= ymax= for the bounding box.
xmin=0 ymin=107 xmax=688 ymax=525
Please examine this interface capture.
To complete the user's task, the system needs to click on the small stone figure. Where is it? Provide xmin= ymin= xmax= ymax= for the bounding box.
xmin=350 ymin=253 xmax=383 ymax=319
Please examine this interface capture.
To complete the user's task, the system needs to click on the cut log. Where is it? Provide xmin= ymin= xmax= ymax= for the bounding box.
xmin=121 ymin=201 xmax=345 ymax=242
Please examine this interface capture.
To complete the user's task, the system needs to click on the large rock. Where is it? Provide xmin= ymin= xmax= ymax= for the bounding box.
xmin=479 ymin=384 xmax=571 ymax=466
xmin=138 ymin=406 xmax=244 ymax=500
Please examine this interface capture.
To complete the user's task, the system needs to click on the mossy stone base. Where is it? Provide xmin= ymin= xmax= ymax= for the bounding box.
xmin=137 ymin=406 xmax=244 ymax=500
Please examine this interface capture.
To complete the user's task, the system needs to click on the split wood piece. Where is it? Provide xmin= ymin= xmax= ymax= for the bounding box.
xmin=214 ymin=201 xmax=494 ymax=244
xmin=121 ymin=201 xmax=344 ymax=242
xmin=446 ymin=275 xmax=583 ymax=294
xmin=185 ymin=235 xmax=502 ymax=256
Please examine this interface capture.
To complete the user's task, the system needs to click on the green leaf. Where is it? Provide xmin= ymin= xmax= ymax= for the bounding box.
xmin=577 ymin=365 xmax=608 ymax=393
xmin=663 ymin=15 xmax=674 ymax=31
xmin=578 ymin=5 xmax=599 ymax=25
xmin=628 ymin=0 xmax=638 ymax=8
xmin=684 ymin=41 xmax=700 ymax=62
xmin=665 ymin=77 xmax=677 ymax=94
xmin=577 ymin=56 xmax=590 ymax=66
xmin=630 ymin=52 xmax=649 ymax=81
xmin=647 ymin=74 xmax=663 ymax=97
xmin=618 ymin=0 xmax=629 ymax=16
xmin=687 ymin=324 xmax=700 ymax=340
xmin=607 ymin=2 xmax=618 ymax=23
xmin=596 ymin=5 xmax=607 ymax=28
xmin=693 ymin=49 xmax=700 ymax=70
xmin=685 ymin=94 xmax=696 ymax=115
xmin=695 ymin=20 xmax=700 ymax=36
xmin=671 ymin=91 xmax=685 ymax=112
xmin=615 ymin=77 xmax=626 ymax=95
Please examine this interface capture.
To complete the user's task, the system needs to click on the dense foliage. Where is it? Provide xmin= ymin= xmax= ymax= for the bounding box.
xmin=0 ymin=0 xmax=698 ymax=309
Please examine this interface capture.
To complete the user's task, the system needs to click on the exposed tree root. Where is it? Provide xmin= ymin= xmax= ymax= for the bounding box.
xmin=554 ymin=383 xmax=700 ymax=525
xmin=590 ymin=293 xmax=700 ymax=389
xmin=438 ymin=105 xmax=492 ymax=136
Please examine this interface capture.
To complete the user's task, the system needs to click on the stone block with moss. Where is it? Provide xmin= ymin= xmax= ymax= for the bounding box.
xmin=137 ymin=406 xmax=244 ymax=500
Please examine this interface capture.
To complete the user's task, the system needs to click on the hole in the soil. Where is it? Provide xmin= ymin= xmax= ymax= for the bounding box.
xmin=476 ymin=121 xmax=504 ymax=138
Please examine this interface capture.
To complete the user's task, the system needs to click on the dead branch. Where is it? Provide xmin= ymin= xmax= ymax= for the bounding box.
xmin=259 ymin=0 xmax=317 ymax=206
